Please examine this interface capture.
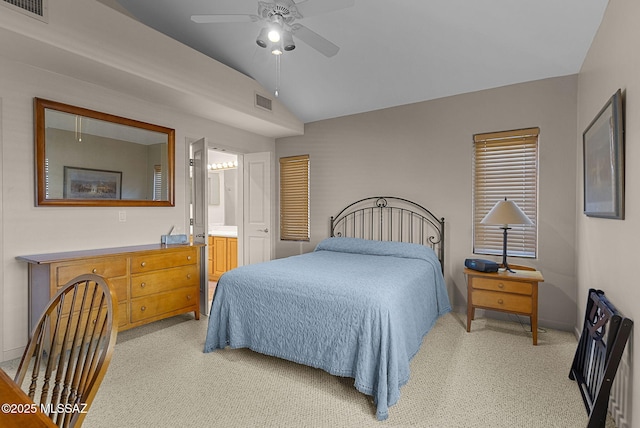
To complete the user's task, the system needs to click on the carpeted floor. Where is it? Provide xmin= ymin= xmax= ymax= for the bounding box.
xmin=1 ymin=312 xmax=611 ymax=427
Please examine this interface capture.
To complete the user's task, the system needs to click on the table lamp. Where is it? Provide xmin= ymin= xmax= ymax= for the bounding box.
xmin=480 ymin=197 xmax=533 ymax=272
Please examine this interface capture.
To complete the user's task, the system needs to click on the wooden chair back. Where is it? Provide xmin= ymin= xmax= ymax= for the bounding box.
xmin=14 ymin=274 xmax=118 ymax=427
xmin=569 ymin=288 xmax=633 ymax=428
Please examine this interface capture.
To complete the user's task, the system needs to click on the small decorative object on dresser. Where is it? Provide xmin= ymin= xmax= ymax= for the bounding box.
xmin=465 ymin=264 xmax=544 ymax=345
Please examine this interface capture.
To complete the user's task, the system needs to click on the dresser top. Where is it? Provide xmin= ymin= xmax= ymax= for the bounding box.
xmin=17 ymin=243 xmax=204 ymax=264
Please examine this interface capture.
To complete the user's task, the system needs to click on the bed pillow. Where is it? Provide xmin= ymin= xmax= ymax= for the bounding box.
xmin=314 ymin=237 xmax=437 ymax=263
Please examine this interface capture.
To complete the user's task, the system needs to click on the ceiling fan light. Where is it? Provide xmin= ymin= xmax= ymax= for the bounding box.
xmin=256 ymin=27 xmax=268 ymax=48
xmin=282 ymin=31 xmax=295 ymax=51
xmin=268 ymin=29 xmax=281 ymax=43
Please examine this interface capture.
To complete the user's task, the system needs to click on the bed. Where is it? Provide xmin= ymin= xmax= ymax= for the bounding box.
xmin=204 ymin=196 xmax=451 ymax=420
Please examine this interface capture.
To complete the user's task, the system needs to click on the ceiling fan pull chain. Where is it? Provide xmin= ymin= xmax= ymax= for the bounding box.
xmin=275 ymin=54 xmax=281 ymax=97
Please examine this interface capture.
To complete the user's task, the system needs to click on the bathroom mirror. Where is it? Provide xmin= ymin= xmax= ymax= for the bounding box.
xmin=35 ymin=98 xmax=175 ymax=206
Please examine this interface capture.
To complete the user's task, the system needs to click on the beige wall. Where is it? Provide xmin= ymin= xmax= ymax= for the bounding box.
xmin=0 ymin=57 xmax=276 ymax=362
xmin=276 ymin=74 xmax=579 ymax=331
xmin=577 ymin=0 xmax=639 ymax=424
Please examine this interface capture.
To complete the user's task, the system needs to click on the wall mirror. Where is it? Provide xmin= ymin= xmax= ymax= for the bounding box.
xmin=35 ymin=98 xmax=175 ymax=207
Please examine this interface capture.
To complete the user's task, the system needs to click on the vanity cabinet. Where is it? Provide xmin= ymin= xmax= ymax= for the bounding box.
xmin=18 ymin=244 xmax=203 ymax=334
xmin=209 ymin=236 xmax=237 ymax=281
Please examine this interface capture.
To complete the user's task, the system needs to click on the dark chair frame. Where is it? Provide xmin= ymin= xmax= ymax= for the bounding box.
xmin=569 ymin=288 xmax=633 ymax=428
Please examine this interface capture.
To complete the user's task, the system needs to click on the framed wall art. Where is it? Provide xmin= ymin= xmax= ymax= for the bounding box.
xmin=583 ymin=89 xmax=624 ymax=219
xmin=63 ymin=167 xmax=122 ymax=199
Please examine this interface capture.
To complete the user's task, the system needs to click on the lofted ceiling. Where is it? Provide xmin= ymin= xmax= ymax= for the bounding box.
xmin=101 ymin=0 xmax=608 ymax=124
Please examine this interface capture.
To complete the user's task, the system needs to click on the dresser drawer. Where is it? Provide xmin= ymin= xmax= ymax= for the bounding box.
xmin=470 ymin=277 xmax=532 ymax=295
xmin=130 ymin=286 xmax=198 ymax=323
xmin=58 ymin=276 xmax=129 ymax=315
xmin=130 ymin=248 xmax=197 ymax=273
xmin=55 ymin=257 xmax=127 ymax=285
xmin=130 ymin=265 xmax=199 ymax=298
xmin=472 ymin=290 xmax=532 ymax=313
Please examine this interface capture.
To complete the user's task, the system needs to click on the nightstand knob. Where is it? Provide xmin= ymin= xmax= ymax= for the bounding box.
xmin=498 ymin=299 xmax=504 ymax=304
xmin=498 ymin=282 xmax=505 ymax=288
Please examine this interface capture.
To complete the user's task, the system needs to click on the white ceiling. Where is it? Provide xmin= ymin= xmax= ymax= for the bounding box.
xmin=104 ymin=0 xmax=608 ymax=124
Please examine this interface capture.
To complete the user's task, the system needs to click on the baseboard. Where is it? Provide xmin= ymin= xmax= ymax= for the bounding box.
xmin=1 ymin=346 xmax=24 ymax=363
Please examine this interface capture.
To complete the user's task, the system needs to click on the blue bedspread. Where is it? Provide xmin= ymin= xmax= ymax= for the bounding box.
xmin=204 ymin=237 xmax=451 ymax=420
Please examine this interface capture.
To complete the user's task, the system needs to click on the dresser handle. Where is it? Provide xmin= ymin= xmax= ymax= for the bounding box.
xmin=187 ymin=295 xmax=192 ymax=300
xmin=498 ymin=283 xmax=504 ymax=288
xmin=186 ymin=274 xmax=191 ymax=280
xmin=140 ymin=282 xmax=146 ymax=288
xmin=498 ymin=299 xmax=504 ymax=304
xmin=141 ymin=306 xmax=146 ymax=311
xmin=140 ymin=262 xmax=146 ymax=267
xmin=187 ymin=256 xmax=192 ymax=261
xmin=92 ymin=268 xmax=97 ymax=274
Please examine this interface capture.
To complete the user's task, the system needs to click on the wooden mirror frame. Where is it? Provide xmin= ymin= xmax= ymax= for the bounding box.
xmin=35 ymin=98 xmax=175 ymax=207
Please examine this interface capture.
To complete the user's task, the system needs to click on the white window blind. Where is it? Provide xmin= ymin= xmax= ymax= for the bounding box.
xmin=280 ymin=155 xmax=310 ymax=241
xmin=153 ymin=165 xmax=162 ymax=201
xmin=473 ymin=128 xmax=539 ymax=258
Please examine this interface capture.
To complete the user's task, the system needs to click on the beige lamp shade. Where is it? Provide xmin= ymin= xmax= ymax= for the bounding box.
xmin=481 ymin=198 xmax=533 ymax=227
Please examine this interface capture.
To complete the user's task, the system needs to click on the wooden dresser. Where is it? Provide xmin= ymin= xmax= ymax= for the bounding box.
xmin=18 ymin=244 xmax=204 ymax=334
xmin=465 ymin=265 xmax=544 ymax=345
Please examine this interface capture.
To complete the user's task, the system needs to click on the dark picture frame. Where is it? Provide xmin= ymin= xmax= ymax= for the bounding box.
xmin=63 ymin=167 xmax=122 ymax=199
xmin=583 ymin=89 xmax=624 ymax=219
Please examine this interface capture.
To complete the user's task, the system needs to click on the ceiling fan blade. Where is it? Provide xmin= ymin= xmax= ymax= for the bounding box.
xmin=295 ymin=0 xmax=355 ymax=18
xmin=190 ymin=14 xmax=257 ymax=24
xmin=291 ymin=24 xmax=340 ymax=57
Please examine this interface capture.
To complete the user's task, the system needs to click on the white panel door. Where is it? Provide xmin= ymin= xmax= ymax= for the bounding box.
xmin=243 ymin=152 xmax=272 ymax=264
xmin=190 ymin=138 xmax=209 ymax=315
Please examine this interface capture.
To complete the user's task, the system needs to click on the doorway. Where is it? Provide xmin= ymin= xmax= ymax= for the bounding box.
xmin=206 ymin=149 xmax=238 ymax=309
xmin=189 ymin=138 xmax=272 ymax=316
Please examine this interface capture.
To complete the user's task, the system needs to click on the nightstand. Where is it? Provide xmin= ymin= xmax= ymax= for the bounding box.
xmin=465 ymin=265 xmax=544 ymax=345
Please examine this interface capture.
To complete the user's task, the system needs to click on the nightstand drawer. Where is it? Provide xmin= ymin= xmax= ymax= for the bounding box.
xmin=472 ymin=290 xmax=532 ymax=313
xmin=471 ymin=277 xmax=532 ymax=295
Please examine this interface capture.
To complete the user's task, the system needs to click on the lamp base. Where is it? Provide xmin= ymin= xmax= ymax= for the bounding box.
xmin=500 ymin=263 xmax=516 ymax=274
xmin=501 ymin=226 xmax=515 ymax=273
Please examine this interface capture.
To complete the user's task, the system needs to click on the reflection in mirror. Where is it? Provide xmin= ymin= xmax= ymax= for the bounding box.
xmin=35 ymin=98 xmax=175 ymax=206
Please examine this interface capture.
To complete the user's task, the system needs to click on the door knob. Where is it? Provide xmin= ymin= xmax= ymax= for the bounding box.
xmin=258 ymin=228 xmax=269 ymax=233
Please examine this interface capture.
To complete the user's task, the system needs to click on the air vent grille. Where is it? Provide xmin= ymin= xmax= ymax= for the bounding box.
xmin=2 ymin=0 xmax=48 ymax=22
xmin=255 ymin=93 xmax=273 ymax=112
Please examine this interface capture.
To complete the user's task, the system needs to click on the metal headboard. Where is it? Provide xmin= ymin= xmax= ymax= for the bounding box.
xmin=330 ymin=196 xmax=445 ymax=272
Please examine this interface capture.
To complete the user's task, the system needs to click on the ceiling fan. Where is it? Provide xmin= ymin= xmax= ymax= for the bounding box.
xmin=190 ymin=0 xmax=355 ymax=57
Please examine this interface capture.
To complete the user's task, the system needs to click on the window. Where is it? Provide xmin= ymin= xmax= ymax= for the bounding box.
xmin=473 ymin=128 xmax=539 ymax=258
xmin=153 ymin=164 xmax=162 ymax=201
xmin=279 ymin=155 xmax=310 ymax=241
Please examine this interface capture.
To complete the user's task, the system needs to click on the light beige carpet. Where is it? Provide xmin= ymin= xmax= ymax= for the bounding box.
xmin=2 ymin=312 xmax=611 ymax=427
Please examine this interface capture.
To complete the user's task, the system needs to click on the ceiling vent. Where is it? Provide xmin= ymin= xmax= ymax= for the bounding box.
xmin=255 ymin=93 xmax=273 ymax=112
xmin=1 ymin=0 xmax=48 ymax=22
